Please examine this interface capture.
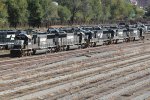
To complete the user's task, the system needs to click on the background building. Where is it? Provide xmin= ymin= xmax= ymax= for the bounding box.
xmin=130 ymin=0 xmax=138 ymax=5
xmin=137 ymin=0 xmax=150 ymax=8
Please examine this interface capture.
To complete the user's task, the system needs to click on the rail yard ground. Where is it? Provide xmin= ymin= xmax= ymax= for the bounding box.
xmin=0 ymin=33 xmax=150 ymax=100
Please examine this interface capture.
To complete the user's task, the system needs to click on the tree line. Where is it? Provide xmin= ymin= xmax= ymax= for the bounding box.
xmin=0 ymin=0 xmax=146 ymax=28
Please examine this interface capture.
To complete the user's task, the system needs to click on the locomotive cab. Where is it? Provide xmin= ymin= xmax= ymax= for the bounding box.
xmin=100 ymin=30 xmax=112 ymax=45
xmin=123 ymin=29 xmax=130 ymax=42
xmin=82 ymin=30 xmax=95 ymax=47
xmin=10 ymin=31 xmax=32 ymax=57
xmin=0 ymin=30 xmax=16 ymax=49
xmin=138 ymin=27 xmax=145 ymax=40
xmin=129 ymin=28 xmax=140 ymax=41
xmin=115 ymin=29 xmax=124 ymax=43
xmin=13 ymin=34 xmax=32 ymax=49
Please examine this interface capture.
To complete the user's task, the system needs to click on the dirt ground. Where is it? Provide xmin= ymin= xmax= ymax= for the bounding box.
xmin=0 ymin=34 xmax=150 ymax=100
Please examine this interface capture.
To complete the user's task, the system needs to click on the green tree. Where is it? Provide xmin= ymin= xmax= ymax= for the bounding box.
xmin=110 ymin=0 xmax=144 ymax=20
xmin=58 ymin=6 xmax=71 ymax=23
xmin=145 ymin=5 xmax=150 ymax=18
xmin=125 ymin=3 xmax=135 ymax=19
xmin=80 ymin=0 xmax=93 ymax=22
xmin=28 ymin=0 xmax=43 ymax=27
xmin=134 ymin=6 xmax=144 ymax=18
xmin=40 ymin=0 xmax=58 ymax=22
xmin=101 ymin=0 xmax=111 ymax=21
xmin=110 ymin=0 xmax=126 ymax=20
xmin=57 ymin=0 xmax=81 ymax=24
xmin=18 ymin=0 xmax=28 ymax=24
xmin=6 ymin=0 xmax=28 ymax=27
xmin=90 ymin=0 xmax=102 ymax=21
xmin=0 ymin=1 xmax=7 ymax=24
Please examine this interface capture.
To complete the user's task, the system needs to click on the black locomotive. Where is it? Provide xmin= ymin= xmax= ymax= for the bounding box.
xmin=10 ymin=25 xmax=145 ymax=57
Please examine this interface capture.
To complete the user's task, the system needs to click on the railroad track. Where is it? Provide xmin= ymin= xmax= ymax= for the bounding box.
xmin=0 ymin=40 xmax=149 ymax=79
xmin=0 ymin=40 xmax=150 ymax=99
xmin=1 ymin=47 xmax=150 ymax=86
xmin=0 ymin=44 xmax=149 ymax=81
xmin=0 ymin=40 xmax=146 ymax=66
xmin=0 ymin=40 xmax=148 ymax=70
xmin=39 ymin=54 xmax=150 ymax=100
xmin=6 ymin=51 xmax=150 ymax=100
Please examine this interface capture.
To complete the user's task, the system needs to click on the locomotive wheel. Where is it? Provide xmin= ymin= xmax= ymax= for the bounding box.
xmin=33 ymin=50 xmax=36 ymax=55
xmin=128 ymin=37 xmax=131 ymax=42
xmin=90 ymin=43 xmax=92 ymax=47
xmin=126 ymin=38 xmax=130 ymax=42
xmin=5 ymin=45 xmax=8 ymax=50
xmin=133 ymin=37 xmax=135 ymax=41
xmin=106 ymin=42 xmax=109 ymax=45
xmin=26 ymin=52 xmax=28 ymax=56
xmin=29 ymin=51 xmax=31 ymax=56
xmin=115 ymin=39 xmax=118 ymax=44
xmin=66 ymin=45 xmax=70 ymax=51
xmin=112 ymin=40 xmax=115 ymax=44
xmin=90 ymin=43 xmax=93 ymax=47
xmin=124 ymin=39 xmax=126 ymax=42
xmin=24 ymin=51 xmax=27 ymax=56
xmin=82 ymin=43 xmax=87 ymax=48
xmin=55 ymin=46 xmax=60 ymax=52
xmin=81 ymin=44 xmax=85 ymax=49
xmin=47 ymin=48 xmax=52 ymax=53
xmin=93 ymin=42 xmax=96 ymax=47
xmin=107 ymin=41 xmax=111 ymax=45
xmin=106 ymin=41 xmax=109 ymax=45
xmin=84 ymin=43 xmax=88 ymax=48
xmin=27 ymin=51 xmax=31 ymax=56
xmin=21 ymin=51 xmax=24 ymax=57
xmin=141 ymin=36 xmax=145 ymax=40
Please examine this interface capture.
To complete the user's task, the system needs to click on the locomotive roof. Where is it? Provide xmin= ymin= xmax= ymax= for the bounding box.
xmin=32 ymin=31 xmax=48 ymax=35
xmin=0 ymin=30 xmax=17 ymax=34
xmin=145 ymin=24 xmax=150 ymax=26
xmin=59 ymin=28 xmax=74 ymax=33
xmin=47 ymin=28 xmax=59 ymax=33
xmin=15 ymin=33 xmax=32 ymax=39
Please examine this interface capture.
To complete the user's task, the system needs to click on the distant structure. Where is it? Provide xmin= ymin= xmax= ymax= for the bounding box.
xmin=137 ymin=0 xmax=150 ymax=8
xmin=52 ymin=1 xmax=58 ymax=6
xmin=130 ymin=0 xmax=138 ymax=5
xmin=129 ymin=0 xmax=150 ymax=8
